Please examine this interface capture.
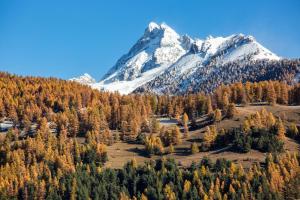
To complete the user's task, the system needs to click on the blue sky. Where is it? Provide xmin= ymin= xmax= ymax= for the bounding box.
xmin=0 ymin=0 xmax=299 ymax=80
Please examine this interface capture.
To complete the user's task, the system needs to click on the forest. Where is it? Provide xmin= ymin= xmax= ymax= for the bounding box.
xmin=0 ymin=72 xmax=300 ymax=199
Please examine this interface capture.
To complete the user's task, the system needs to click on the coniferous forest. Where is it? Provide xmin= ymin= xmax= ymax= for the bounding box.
xmin=0 ymin=72 xmax=300 ymax=199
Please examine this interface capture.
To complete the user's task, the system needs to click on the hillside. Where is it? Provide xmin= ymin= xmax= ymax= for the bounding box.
xmin=1 ymin=73 xmax=300 ymax=199
xmin=105 ymin=105 xmax=300 ymax=169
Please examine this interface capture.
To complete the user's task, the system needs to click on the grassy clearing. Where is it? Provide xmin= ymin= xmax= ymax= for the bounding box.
xmin=105 ymin=105 xmax=300 ymax=168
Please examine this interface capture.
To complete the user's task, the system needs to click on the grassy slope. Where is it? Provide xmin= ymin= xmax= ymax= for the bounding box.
xmin=105 ymin=105 xmax=300 ymax=169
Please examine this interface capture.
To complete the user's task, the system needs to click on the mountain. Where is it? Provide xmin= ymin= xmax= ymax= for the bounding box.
xmin=71 ymin=22 xmax=297 ymax=94
xmin=69 ymin=73 xmax=96 ymax=85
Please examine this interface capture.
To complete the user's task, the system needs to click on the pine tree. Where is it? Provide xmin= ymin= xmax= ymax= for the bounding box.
xmin=70 ymin=177 xmax=77 ymax=200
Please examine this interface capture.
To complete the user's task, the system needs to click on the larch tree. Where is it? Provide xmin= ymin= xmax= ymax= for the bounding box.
xmin=276 ymin=118 xmax=286 ymax=140
xmin=169 ymin=143 xmax=175 ymax=154
xmin=214 ymin=109 xmax=222 ymax=123
xmin=183 ymin=113 xmax=189 ymax=126
xmin=280 ymin=82 xmax=289 ymax=105
xmin=207 ymin=96 xmax=213 ymax=114
xmin=191 ymin=142 xmax=199 ymax=154
xmin=222 ymin=92 xmax=230 ymax=109
xmin=288 ymin=123 xmax=298 ymax=138
xmin=267 ymin=82 xmax=277 ymax=105
xmin=226 ymin=103 xmax=236 ymax=118
xmin=151 ymin=118 xmax=160 ymax=133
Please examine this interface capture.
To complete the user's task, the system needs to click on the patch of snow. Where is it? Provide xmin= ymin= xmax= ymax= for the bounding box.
xmin=147 ymin=22 xmax=160 ymax=32
xmin=0 ymin=121 xmax=13 ymax=131
xmin=94 ymin=63 xmax=172 ymax=94
xmin=69 ymin=73 xmax=96 ymax=85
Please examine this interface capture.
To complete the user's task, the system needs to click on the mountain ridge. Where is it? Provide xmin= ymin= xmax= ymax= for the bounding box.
xmin=70 ymin=22 xmax=286 ymax=94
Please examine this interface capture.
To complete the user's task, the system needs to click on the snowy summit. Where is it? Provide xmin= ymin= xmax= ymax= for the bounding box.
xmin=70 ymin=22 xmax=280 ymax=94
xmin=69 ymin=73 xmax=96 ymax=85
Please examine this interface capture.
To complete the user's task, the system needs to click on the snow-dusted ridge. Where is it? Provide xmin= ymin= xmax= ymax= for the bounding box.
xmin=70 ymin=22 xmax=281 ymax=94
xmin=69 ymin=73 xmax=96 ymax=85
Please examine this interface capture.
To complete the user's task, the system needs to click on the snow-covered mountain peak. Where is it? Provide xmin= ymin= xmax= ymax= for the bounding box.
xmin=83 ymin=73 xmax=93 ymax=78
xmin=70 ymin=22 xmax=283 ymax=95
xmin=99 ymin=22 xmax=187 ymax=85
xmin=147 ymin=22 xmax=160 ymax=32
xmin=69 ymin=73 xmax=96 ymax=85
xmin=143 ymin=22 xmax=181 ymax=46
xmin=146 ymin=22 xmax=176 ymax=33
xmin=206 ymin=35 xmax=214 ymax=40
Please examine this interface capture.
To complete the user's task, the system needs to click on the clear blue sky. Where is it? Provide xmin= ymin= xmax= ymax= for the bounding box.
xmin=0 ymin=0 xmax=299 ymax=80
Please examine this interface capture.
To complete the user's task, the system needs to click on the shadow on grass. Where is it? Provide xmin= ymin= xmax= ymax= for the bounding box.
xmin=187 ymin=138 xmax=203 ymax=143
xmin=210 ymin=146 xmax=232 ymax=154
xmin=174 ymin=147 xmax=191 ymax=156
xmin=189 ymin=118 xmax=214 ymax=131
xmin=126 ymin=147 xmax=150 ymax=158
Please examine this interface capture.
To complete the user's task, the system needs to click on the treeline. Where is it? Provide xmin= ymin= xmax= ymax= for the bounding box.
xmin=182 ymin=59 xmax=300 ymax=94
xmin=1 ymin=72 xmax=300 ymax=143
xmin=0 ymin=72 xmax=153 ymax=141
xmin=158 ymin=80 xmax=300 ymax=120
